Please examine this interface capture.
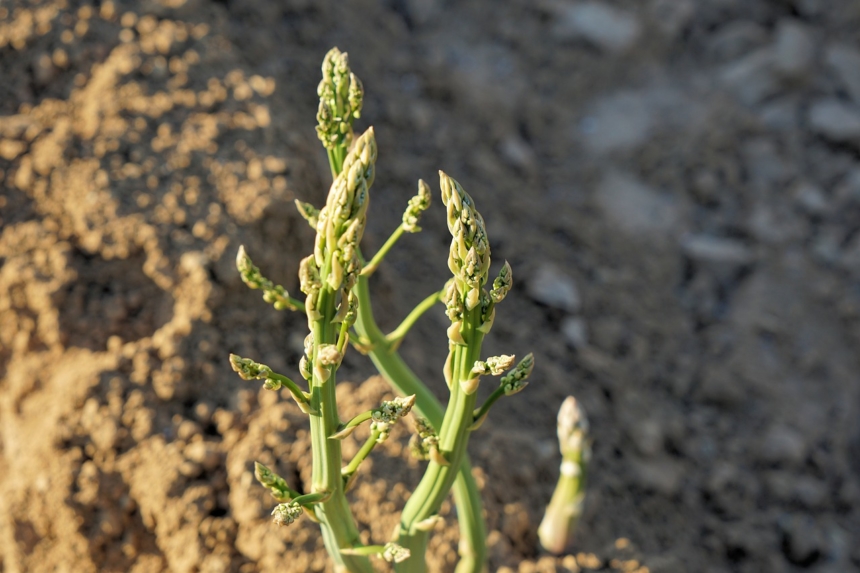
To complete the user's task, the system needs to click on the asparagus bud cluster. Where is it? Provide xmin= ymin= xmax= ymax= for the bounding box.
xmin=402 ymin=179 xmax=432 ymax=233
xmin=316 ymin=47 xmax=364 ymax=152
xmin=272 ymin=502 xmax=303 ymax=526
xmin=371 ymin=395 xmax=417 ymax=443
xmin=236 ymin=245 xmax=299 ymax=311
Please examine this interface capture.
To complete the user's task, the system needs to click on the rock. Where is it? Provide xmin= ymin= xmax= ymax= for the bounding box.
xmin=577 ymin=85 xmax=699 ymax=154
xmin=825 ymin=44 xmax=860 ymax=106
xmin=719 ymin=48 xmax=779 ymax=106
xmin=807 ymin=99 xmax=860 ymax=146
xmin=707 ymin=20 xmax=768 ymax=61
xmin=499 ymin=134 xmax=536 ymax=171
xmin=773 ymin=19 xmax=815 ymax=80
xmin=741 ymin=138 xmax=791 ymax=186
xmin=403 ymin=0 xmax=440 ymax=26
xmin=551 ymin=2 xmax=642 ymax=53
xmin=746 ymin=202 xmax=802 ymax=245
xmin=560 ymin=316 xmax=588 ymax=349
xmin=579 ymin=92 xmax=652 ymax=153
xmin=631 ymin=456 xmax=683 ymax=496
xmin=834 ymin=167 xmax=860 ymax=204
xmin=629 ymin=418 xmax=664 ymax=457
xmin=596 ymin=171 xmax=681 ymax=236
xmin=793 ymin=181 xmax=829 ymax=215
xmin=758 ymin=97 xmax=801 ymax=131
xmin=681 ymin=235 xmax=754 ymax=266
xmin=759 ymin=425 xmax=807 ymax=466
xmin=649 ymin=0 xmax=693 ymax=40
xmin=527 ymin=263 xmax=581 ymax=312
xmin=698 ymin=367 xmax=744 ymax=406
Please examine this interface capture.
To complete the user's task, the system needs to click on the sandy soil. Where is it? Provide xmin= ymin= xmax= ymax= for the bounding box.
xmin=1 ymin=0 xmax=860 ymax=572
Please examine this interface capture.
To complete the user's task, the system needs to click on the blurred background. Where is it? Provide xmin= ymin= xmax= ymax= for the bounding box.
xmin=1 ymin=0 xmax=859 ymax=572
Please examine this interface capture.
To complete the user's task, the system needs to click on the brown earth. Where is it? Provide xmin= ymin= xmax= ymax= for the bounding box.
xmin=2 ymin=0 xmax=860 ymax=572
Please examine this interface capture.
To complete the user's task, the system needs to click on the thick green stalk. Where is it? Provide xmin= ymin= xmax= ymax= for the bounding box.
xmin=394 ymin=306 xmax=485 ymax=573
xmin=353 ymin=275 xmax=487 ymax=573
xmin=309 ymin=288 xmax=373 ymax=573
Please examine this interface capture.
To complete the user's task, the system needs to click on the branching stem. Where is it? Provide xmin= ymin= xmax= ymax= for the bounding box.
xmin=385 ymin=289 xmax=444 ymax=349
xmin=342 ymin=429 xmax=382 ymax=478
xmin=361 ymin=225 xmax=406 ymax=277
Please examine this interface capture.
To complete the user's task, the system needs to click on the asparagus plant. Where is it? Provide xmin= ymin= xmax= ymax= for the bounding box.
xmin=538 ymin=396 xmax=591 ymax=554
xmin=229 ymin=48 xmax=536 ymax=572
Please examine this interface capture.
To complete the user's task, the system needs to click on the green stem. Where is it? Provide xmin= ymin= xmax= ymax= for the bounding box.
xmin=394 ymin=304 xmax=484 ymax=573
xmin=308 ymin=287 xmax=374 ymax=573
xmin=361 ymin=225 xmax=406 ymax=277
xmin=266 ymin=372 xmax=314 ymax=413
xmin=470 ymin=384 xmax=506 ymax=431
xmin=385 ymin=289 xmax=443 ymax=348
xmin=353 ymin=274 xmax=487 ymax=573
xmin=342 ymin=429 xmax=382 ymax=478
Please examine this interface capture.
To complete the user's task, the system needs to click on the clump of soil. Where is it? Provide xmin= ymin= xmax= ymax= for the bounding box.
xmin=2 ymin=1 xmax=860 ymax=572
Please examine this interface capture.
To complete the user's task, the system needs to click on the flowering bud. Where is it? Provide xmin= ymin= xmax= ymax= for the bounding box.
xmin=272 ymin=502 xmax=303 ymax=526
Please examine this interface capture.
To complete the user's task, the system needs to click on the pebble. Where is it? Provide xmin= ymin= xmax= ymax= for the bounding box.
xmin=629 ymin=418 xmax=664 ymax=457
xmin=579 ymin=92 xmax=652 ymax=153
xmin=650 ymin=0 xmax=694 ymax=40
xmin=707 ymin=20 xmax=768 ymax=61
xmin=596 ymin=171 xmax=681 ymax=236
xmin=551 ymin=2 xmax=642 ymax=53
xmin=527 ymin=263 xmax=581 ymax=312
xmin=825 ymin=44 xmax=860 ymax=106
xmin=720 ymin=48 xmax=779 ymax=106
xmin=834 ymin=167 xmax=860 ymax=204
xmin=631 ymin=456 xmax=683 ymax=496
xmin=681 ymin=235 xmax=754 ymax=266
xmin=807 ymin=99 xmax=860 ymax=146
xmin=499 ymin=134 xmax=537 ymax=171
xmin=560 ymin=316 xmax=588 ymax=349
xmin=793 ymin=181 xmax=829 ymax=215
xmin=759 ymin=425 xmax=807 ymax=466
xmin=404 ymin=0 xmax=440 ymax=26
xmin=773 ymin=19 xmax=815 ymax=80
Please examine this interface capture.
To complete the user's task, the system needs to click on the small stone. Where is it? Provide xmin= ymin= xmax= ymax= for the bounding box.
xmin=773 ymin=19 xmax=815 ymax=80
xmin=579 ymin=92 xmax=652 ymax=153
xmin=650 ymin=0 xmax=693 ymax=40
xmin=825 ymin=44 xmax=860 ymax=106
xmin=528 ymin=264 xmax=581 ymax=312
xmin=720 ymin=48 xmax=779 ymax=106
xmin=808 ymin=99 xmax=860 ymax=146
xmin=596 ymin=171 xmax=681 ymax=236
xmin=681 ymin=235 xmax=754 ymax=266
xmin=793 ymin=475 xmax=827 ymax=509
xmin=499 ymin=135 xmax=536 ymax=171
xmin=707 ymin=20 xmax=768 ymax=61
xmin=631 ymin=456 xmax=683 ymax=496
xmin=552 ymin=2 xmax=642 ymax=53
xmin=758 ymin=97 xmax=801 ymax=131
xmin=741 ymin=138 xmax=791 ymax=186
xmin=629 ymin=418 xmax=664 ymax=457
xmin=561 ymin=316 xmax=588 ymax=349
xmin=403 ymin=0 xmax=440 ymax=26
xmin=834 ymin=167 xmax=860 ymax=204
xmin=759 ymin=425 xmax=807 ymax=466
xmin=793 ymin=181 xmax=829 ymax=215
